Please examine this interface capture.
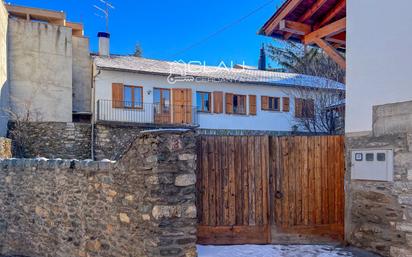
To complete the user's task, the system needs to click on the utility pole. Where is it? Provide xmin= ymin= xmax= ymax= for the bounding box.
xmin=94 ymin=0 xmax=115 ymax=33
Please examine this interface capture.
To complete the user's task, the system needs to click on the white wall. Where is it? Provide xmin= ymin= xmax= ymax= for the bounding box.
xmin=7 ymin=18 xmax=73 ymax=122
xmin=346 ymin=0 xmax=412 ymax=133
xmin=0 ymin=1 xmax=8 ymax=136
xmin=95 ymin=70 xmax=302 ymax=132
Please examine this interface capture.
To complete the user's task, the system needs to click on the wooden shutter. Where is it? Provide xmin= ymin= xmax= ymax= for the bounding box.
xmin=295 ymin=98 xmax=303 ymax=117
xmin=249 ymin=95 xmax=256 ymax=115
xmin=112 ymin=83 xmax=124 ymax=108
xmin=282 ymin=97 xmax=290 ymax=112
xmin=225 ymin=93 xmax=233 ymax=114
xmin=213 ymin=91 xmax=223 ymax=113
xmin=261 ymin=96 xmax=269 ymax=110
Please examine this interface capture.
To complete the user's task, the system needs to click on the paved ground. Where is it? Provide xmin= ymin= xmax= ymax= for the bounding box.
xmin=1 ymin=245 xmax=380 ymax=257
xmin=197 ymin=244 xmax=380 ymax=257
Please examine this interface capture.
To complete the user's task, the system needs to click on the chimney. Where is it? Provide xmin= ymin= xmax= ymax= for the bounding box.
xmin=98 ymin=32 xmax=110 ymax=56
xmin=258 ymin=44 xmax=266 ymax=71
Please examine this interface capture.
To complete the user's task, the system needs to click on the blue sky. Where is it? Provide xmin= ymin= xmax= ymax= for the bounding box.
xmin=7 ymin=0 xmax=284 ymax=67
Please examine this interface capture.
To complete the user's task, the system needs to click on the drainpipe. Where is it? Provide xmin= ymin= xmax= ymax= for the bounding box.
xmin=91 ymin=64 xmax=101 ymax=160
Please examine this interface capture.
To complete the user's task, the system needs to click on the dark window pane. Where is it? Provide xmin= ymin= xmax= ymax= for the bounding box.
xmin=366 ymin=153 xmax=374 ymax=161
xmin=377 ymin=153 xmax=386 ymax=161
xmin=124 ymin=86 xmax=133 ymax=107
xmin=269 ymin=97 xmax=273 ymax=109
xmin=274 ymin=98 xmax=279 ymax=110
xmin=204 ymin=93 xmax=210 ymax=112
xmin=154 ymin=89 xmax=161 ymax=104
xmin=134 ymin=88 xmax=142 ymax=108
xmin=196 ymin=93 xmax=202 ymax=111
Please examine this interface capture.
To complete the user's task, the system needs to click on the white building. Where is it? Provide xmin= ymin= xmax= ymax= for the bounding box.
xmin=92 ymin=55 xmax=344 ymax=133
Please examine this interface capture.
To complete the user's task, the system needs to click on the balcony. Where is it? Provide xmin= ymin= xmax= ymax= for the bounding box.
xmin=96 ymin=99 xmax=199 ymax=127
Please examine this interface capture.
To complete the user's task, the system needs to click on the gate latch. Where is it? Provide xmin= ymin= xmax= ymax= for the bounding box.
xmin=275 ymin=191 xmax=283 ymax=199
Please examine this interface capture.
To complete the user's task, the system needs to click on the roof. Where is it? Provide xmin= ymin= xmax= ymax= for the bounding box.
xmin=259 ymin=0 xmax=346 ymax=50
xmin=94 ymin=55 xmax=345 ymax=91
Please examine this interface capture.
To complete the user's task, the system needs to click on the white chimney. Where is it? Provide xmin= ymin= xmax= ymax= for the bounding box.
xmin=98 ymin=32 xmax=110 ymax=56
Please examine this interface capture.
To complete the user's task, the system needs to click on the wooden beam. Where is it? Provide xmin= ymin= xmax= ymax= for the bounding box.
xmin=66 ymin=22 xmax=84 ymax=37
xmin=284 ymin=0 xmax=328 ymax=39
xmin=279 ymin=20 xmax=311 ymax=35
xmin=314 ymin=38 xmax=346 ymax=70
xmin=5 ymin=4 xmax=66 ymax=25
xmin=303 ymin=17 xmax=346 ymax=44
xmin=316 ymin=0 xmax=346 ymax=29
xmin=325 ymin=32 xmax=346 ymax=45
xmin=264 ymin=0 xmax=304 ymax=35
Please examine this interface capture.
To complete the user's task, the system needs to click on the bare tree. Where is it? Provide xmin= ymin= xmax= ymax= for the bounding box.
xmin=287 ymin=81 xmax=345 ymax=134
xmin=267 ymin=40 xmax=345 ymax=83
xmin=4 ymin=91 xmax=43 ymax=157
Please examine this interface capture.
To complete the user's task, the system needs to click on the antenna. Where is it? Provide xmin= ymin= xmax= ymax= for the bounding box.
xmin=94 ymin=0 xmax=115 ymax=33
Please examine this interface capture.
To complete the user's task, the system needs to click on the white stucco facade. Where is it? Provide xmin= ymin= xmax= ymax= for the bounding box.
xmin=346 ymin=0 xmax=412 ymax=133
xmin=94 ymin=69 xmax=330 ymax=132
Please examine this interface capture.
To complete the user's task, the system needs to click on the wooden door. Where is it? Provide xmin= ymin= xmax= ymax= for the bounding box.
xmin=172 ymin=88 xmax=192 ymax=124
xmin=154 ymin=88 xmax=171 ymax=124
xmin=269 ymin=136 xmax=345 ymax=242
xmin=196 ymin=136 xmax=271 ymax=245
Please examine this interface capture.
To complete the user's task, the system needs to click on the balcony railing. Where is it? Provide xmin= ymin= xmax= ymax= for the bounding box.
xmin=96 ymin=99 xmax=199 ymax=126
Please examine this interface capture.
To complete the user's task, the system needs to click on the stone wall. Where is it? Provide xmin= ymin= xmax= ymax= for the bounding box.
xmin=346 ymin=101 xmax=412 ymax=257
xmin=8 ymin=122 xmax=91 ymax=159
xmin=94 ymin=123 xmax=145 ymax=160
xmin=0 ymin=130 xmax=198 ymax=257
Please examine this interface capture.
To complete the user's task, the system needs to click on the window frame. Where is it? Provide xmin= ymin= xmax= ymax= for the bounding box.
xmin=262 ymin=96 xmax=281 ymax=111
xmin=232 ymin=94 xmax=247 ymax=115
xmin=123 ymin=85 xmax=144 ymax=109
xmin=196 ymin=91 xmax=212 ymax=113
xmin=295 ymin=98 xmax=315 ymax=118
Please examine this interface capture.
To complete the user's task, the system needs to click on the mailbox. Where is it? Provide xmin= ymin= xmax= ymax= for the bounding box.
xmin=351 ymin=149 xmax=393 ymax=181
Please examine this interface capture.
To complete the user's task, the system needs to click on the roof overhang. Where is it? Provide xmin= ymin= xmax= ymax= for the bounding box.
xmin=259 ymin=0 xmax=346 ymax=70
xmin=5 ymin=4 xmax=84 ymax=37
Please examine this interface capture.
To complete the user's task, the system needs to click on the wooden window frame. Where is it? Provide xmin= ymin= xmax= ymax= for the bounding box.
xmin=232 ymin=94 xmax=247 ymax=115
xmin=196 ymin=91 xmax=212 ymax=113
xmin=123 ymin=85 xmax=144 ymax=109
xmin=262 ymin=96 xmax=280 ymax=111
xmin=295 ymin=98 xmax=315 ymax=118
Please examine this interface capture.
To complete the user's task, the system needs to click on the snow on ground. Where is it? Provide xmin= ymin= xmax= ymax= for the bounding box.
xmin=197 ymin=244 xmax=359 ymax=257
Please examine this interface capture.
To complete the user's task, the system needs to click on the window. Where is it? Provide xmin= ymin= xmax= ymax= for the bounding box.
xmin=123 ymin=85 xmax=143 ymax=108
xmin=196 ymin=92 xmax=211 ymax=112
xmin=154 ymin=88 xmax=170 ymax=114
xmin=233 ymin=94 xmax=246 ymax=114
xmin=261 ymin=96 xmax=280 ymax=111
xmin=269 ymin=97 xmax=280 ymax=111
xmin=295 ymin=98 xmax=315 ymax=118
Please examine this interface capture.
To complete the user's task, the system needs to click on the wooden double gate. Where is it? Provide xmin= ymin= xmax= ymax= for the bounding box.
xmin=196 ymin=135 xmax=344 ymax=245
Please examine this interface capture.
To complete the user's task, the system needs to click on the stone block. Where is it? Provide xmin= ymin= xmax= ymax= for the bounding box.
xmin=396 ymin=223 xmax=412 ymax=233
xmin=175 ymin=174 xmax=196 ymax=187
xmin=399 ymin=195 xmax=412 ymax=206
xmin=390 ymin=246 xmax=412 ymax=257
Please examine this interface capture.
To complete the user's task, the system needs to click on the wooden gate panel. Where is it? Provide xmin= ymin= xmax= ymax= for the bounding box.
xmin=197 ymin=135 xmax=271 ymax=245
xmin=270 ymin=136 xmax=344 ymax=240
xmin=197 ymin=135 xmax=344 ymax=244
